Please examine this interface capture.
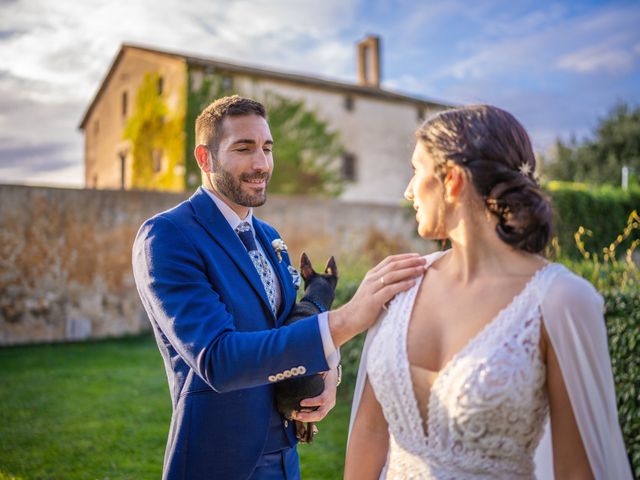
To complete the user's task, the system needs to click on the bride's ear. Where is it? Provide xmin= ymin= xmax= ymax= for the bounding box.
xmin=443 ymin=164 xmax=466 ymax=202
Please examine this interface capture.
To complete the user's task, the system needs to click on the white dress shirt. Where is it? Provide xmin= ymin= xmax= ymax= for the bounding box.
xmin=203 ymin=187 xmax=339 ymax=370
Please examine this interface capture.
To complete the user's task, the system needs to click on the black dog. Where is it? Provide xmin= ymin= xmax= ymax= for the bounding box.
xmin=275 ymin=253 xmax=338 ymax=441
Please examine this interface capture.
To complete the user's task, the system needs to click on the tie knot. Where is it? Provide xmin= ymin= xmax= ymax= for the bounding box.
xmin=236 ymin=222 xmax=257 ymax=252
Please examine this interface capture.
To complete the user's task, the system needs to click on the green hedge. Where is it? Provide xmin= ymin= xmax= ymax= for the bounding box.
xmin=604 ymin=289 xmax=640 ymax=477
xmin=546 ymin=181 xmax=640 ymax=258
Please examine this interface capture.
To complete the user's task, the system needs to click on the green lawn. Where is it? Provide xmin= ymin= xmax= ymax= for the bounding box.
xmin=0 ymin=335 xmax=351 ymax=479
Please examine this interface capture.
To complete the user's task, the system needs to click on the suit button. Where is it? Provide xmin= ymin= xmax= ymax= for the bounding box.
xmin=284 ymin=369 xmax=292 ymax=378
xmin=298 ymin=366 xmax=306 ymax=375
xmin=276 ymin=373 xmax=285 ymax=381
xmin=284 ymin=420 xmax=289 ymax=428
xmin=268 ymin=375 xmax=276 ymax=382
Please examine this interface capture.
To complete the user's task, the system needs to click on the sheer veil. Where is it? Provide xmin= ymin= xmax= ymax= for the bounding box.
xmin=348 ymin=252 xmax=632 ymax=480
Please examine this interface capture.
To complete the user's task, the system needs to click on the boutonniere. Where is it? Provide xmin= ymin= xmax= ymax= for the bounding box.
xmin=271 ymin=238 xmax=288 ymax=262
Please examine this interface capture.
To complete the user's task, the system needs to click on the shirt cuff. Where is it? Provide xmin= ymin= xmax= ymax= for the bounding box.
xmin=318 ymin=311 xmax=340 ymax=369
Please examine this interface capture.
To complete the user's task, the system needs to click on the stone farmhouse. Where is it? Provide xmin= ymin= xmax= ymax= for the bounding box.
xmin=79 ymin=36 xmax=452 ymax=205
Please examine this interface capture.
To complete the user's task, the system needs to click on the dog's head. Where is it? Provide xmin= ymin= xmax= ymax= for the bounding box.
xmin=299 ymin=253 xmax=338 ymax=307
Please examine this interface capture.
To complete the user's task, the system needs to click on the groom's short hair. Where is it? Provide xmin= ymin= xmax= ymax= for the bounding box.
xmin=195 ymin=95 xmax=267 ymax=154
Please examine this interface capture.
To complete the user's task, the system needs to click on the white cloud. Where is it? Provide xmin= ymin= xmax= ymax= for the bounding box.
xmin=0 ymin=0 xmax=361 ymax=186
xmin=557 ymin=46 xmax=635 ymax=74
xmin=428 ymin=3 xmax=640 ymax=81
xmin=378 ymin=2 xmax=639 ymax=155
xmin=0 ymin=0 xmax=638 ymax=185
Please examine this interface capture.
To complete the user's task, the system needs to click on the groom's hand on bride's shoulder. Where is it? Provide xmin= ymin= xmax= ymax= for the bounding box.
xmin=292 ymin=366 xmax=339 ymax=423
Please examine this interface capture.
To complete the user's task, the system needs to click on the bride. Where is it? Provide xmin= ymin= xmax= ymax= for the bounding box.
xmin=344 ymin=105 xmax=632 ymax=479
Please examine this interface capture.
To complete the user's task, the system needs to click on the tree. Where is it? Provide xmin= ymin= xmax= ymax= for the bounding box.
xmin=262 ymin=91 xmax=345 ymax=196
xmin=123 ymin=73 xmax=185 ymax=191
xmin=183 ymin=77 xmax=345 ymax=196
xmin=542 ymin=102 xmax=640 ymax=186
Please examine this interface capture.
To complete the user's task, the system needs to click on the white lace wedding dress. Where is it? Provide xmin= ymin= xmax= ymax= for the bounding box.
xmin=349 ymin=251 xmax=632 ymax=479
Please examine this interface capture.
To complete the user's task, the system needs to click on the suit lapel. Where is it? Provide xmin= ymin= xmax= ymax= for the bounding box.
xmin=253 ymin=219 xmax=294 ymax=325
xmin=189 ymin=188 xmax=275 ymax=319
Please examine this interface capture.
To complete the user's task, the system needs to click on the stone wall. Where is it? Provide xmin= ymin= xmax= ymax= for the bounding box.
xmin=0 ymin=185 xmax=430 ymax=346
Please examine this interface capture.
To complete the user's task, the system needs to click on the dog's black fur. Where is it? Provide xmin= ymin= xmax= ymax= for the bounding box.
xmin=275 ymin=253 xmax=338 ymax=421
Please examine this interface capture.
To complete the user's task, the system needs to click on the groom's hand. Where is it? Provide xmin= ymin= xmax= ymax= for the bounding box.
xmin=293 ymin=366 xmax=339 ymax=423
xmin=329 ymin=253 xmax=426 ymax=347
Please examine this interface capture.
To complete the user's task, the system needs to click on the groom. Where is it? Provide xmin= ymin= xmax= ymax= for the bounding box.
xmin=133 ymin=96 xmax=343 ymax=479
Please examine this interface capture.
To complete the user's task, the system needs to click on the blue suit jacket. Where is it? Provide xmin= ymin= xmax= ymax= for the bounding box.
xmin=132 ymin=187 xmax=329 ymax=479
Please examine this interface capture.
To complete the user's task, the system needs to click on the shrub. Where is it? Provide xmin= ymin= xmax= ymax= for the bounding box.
xmin=545 ymin=181 xmax=640 ymax=258
xmin=554 ymin=205 xmax=639 ymax=475
xmin=604 ymin=288 xmax=640 ymax=477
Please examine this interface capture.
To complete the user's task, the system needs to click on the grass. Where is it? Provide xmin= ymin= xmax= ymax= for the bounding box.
xmin=0 ymin=335 xmax=351 ymax=479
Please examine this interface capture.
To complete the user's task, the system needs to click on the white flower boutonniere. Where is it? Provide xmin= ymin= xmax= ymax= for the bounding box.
xmin=271 ymin=238 xmax=288 ymax=262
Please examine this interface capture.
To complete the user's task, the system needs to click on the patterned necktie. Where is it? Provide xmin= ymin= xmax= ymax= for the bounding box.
xmin=235 ymin=222 xmax=277 ymax=315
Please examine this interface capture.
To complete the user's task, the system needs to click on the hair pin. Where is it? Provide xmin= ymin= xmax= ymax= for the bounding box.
xmin=518 ymin=162 xmax=533 ymax=176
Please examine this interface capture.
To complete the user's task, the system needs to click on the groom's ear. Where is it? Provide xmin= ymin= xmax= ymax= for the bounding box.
xmin=195 ymin=145 xmax=213 ymax=173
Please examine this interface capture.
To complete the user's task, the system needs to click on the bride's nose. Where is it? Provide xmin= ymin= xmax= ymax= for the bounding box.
xmin=404 ymin=179 xmax=414 ymax=201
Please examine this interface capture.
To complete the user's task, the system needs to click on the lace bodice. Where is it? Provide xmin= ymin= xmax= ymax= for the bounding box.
xmin=367 ymin=254 xmax=556 ymax=479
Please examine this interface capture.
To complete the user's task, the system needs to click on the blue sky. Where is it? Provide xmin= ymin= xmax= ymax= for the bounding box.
xmin=0 ymin=0 xmax=638 ymax=186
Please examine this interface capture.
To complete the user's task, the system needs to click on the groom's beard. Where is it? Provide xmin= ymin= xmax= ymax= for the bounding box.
xmin=210 ymin=163 xmax=271 ymax=208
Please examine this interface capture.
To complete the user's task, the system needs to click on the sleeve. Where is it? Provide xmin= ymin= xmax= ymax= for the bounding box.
xmin=318 ymin=312 xmax=340 ymax=369
xmin=132 ymin=215 xmax=329 ymax=394
xmin=348 ymin=251 xmax=442 ymax=441
xmin=348 ymin=312 xmax=384 ymax=442
xmin=537 ymin=269 xmax=633 ymax=480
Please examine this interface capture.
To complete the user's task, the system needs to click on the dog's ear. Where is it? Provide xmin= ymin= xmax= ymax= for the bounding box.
xmin=299 ymin=252 xmax=315 ymax=281
xmin=325 ymin=256 xmax=338 ymax=277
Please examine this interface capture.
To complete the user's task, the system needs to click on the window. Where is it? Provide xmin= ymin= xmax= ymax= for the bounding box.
xmin=417 ymin=107 xmax=425 ymax=122
xmin=122 ymin=91 xmax=128 ymax=117
xmin=222 ymin=75 xmax=233 ymax=91
xmin=152 ymin=149 xmax=164 ymax=173
xmin=344 ymin=95 xmax=354 ymax=112
xmin=157 ymin=76 xmax=164 ymax=95
xmin=119 ymin=152 xmax=127 ymax=189
xmin=342 ymin=153 xmax=357 ymax=182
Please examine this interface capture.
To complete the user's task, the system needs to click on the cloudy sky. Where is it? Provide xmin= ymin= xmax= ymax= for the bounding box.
xmin=0 ymin=0 xmax=638 ymax=187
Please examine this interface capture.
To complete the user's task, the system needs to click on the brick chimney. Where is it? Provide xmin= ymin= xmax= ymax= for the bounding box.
xmin=357 ymin=35 xmax=381 ymax=88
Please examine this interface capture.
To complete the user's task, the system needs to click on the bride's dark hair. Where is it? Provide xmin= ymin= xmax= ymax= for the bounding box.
xmin=416 ymin=105 xmax=552 ymax=253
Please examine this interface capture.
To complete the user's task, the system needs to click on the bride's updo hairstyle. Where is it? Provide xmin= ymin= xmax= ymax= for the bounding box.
xmin=416 ymin=105 xmax=552 ymax=253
